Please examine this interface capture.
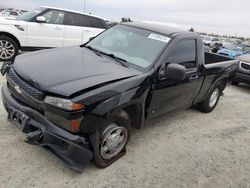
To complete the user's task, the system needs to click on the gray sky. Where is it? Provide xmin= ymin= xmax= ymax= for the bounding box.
xmin=1 ymin=0 xmax=250 ymax=37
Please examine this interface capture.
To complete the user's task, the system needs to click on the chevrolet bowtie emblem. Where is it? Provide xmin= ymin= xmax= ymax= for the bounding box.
xmin=14 ymin=85 xmax=22 ymax=94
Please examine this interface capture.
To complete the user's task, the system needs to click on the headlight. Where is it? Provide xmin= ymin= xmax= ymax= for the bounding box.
xmin=44 ymin=96 xmax=85 ymax=111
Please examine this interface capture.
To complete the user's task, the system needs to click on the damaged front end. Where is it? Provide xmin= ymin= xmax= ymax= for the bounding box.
xmin=1 ymin=83 xmax=93 ymax=173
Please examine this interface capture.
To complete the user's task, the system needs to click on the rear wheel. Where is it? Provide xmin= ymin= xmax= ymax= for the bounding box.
xmin=0 ymin=36 xmax=19 ymax=61
xmin=198 ymin=86 xmax=221 ymax=113
xmin=92 ymin=110 xmax=131 ymax=168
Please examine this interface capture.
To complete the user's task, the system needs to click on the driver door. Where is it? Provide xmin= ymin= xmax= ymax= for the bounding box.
xmin=147 ymin=39 xmax=203 ymax=119
xmin=27 ymin=9 xmax=65 ymax=47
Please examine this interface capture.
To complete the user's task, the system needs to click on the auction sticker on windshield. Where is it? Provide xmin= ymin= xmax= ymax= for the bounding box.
xmin=148 ymin=33 xmax=170 ymax=43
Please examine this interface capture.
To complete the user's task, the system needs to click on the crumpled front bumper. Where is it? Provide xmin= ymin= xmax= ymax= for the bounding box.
xmin=1 ymin=83 xmax=93 ymax=172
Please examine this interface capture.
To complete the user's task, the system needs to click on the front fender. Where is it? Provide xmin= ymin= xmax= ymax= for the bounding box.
xmin=73 ymin=73 xmax=153 ymax=133
xmin=0 ymin=25 xmax=26 ymax=46
xmin=92 ymin=86 xmax=143 ymax=116
xmin=81 ymin=86 xmax=150 ymax=133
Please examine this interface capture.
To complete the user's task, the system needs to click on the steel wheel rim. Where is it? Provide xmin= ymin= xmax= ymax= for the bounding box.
xmin=100 ymin=123 xmax=128 ymax=160
xmin=209 ymin=88 xmax=219 ymax=107
xmin=0 ymin=40 xmax=15 ymax=60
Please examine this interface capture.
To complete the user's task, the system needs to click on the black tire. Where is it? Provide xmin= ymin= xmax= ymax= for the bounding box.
xmin=91 ymin=110 xmax=131 ymax=168
xmin=198 ymin=86 xmax=221 ymax=113
xmin=0 ymin=36 xmax=19 ymax=61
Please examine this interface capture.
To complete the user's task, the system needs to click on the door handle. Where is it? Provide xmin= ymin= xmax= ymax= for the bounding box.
xmin=189 ymin=75 xmax=199 ymax=81
xmin=84 ymin=29 xmax=90 ymax=32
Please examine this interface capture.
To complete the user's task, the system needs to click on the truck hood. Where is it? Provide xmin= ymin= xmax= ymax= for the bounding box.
xmin=13 ymin=46 xmax=142 ymax=97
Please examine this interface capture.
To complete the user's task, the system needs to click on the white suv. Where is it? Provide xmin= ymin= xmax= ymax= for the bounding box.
xmin=0 ymin=6 xmax=108 ymax=61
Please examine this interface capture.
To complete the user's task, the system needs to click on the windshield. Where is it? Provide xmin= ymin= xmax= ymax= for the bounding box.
xmin=87 ymin=25 xmax=170 ymax=70
xmin=224 ymin=38 xmax=233 ymax=43
xmin=17 ymin=7 xmax=45 ymax=21
xmin=223 ymin=44 xmax=241 ymax=51
xmin=203 ymin=36 xmax=211 ymax=41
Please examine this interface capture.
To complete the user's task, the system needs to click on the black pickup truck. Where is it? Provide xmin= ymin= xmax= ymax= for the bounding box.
xmin=1 ymin=22 xmax=238 ymax=172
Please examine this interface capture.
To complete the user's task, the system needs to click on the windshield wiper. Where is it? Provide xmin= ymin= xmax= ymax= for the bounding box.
xmin=83 ymin=45 xmax=128 ymax=68
xmin=85 ymin=46 xmax=102 ymax=57
xmin=99 ymin=52 xmax=128 ymax=68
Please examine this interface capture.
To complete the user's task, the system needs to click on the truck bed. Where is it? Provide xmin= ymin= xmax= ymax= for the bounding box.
xmin=194 ymin=52 xmax=239 ymax=105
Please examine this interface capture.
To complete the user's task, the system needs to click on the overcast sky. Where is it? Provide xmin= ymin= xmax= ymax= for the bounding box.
xmin=1 ymin=0 xmax=250 ymax=37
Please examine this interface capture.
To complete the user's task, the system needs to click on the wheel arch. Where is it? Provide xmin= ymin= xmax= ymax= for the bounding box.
xmin=111 ymin=88 xmax=152 ymax=129
xmin=203 ymin=77 xmax=227 ymax=100
xmin=0 ymin=31 xmax=21 ymax=49
xmin=123 ymin=103 xmax=144 ymax=129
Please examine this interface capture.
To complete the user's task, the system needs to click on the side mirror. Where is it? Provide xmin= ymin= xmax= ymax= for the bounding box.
xmin=159 ymin=63 xmax=186 ymax=80
xmin=36 ymin=16 xmax=46 ymax=23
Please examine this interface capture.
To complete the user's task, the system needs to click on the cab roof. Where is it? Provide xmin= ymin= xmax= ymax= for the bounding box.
xmin=121 ymin=22 xmax=191 ymax=37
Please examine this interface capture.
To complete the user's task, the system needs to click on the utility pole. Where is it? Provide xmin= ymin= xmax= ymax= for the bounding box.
xmin=235 ymin=29 xmax=239 ymax=37
xmin=83 ymin=0 xmax=86 ymax=13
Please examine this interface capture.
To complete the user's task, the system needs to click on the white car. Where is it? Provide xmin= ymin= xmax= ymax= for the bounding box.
xmin=203 ymin=36 xmax=220 ymax=46
xmin=0 ymin=6 xmax=108 ymax=61
xmin=0 ymin=10 xmax=21 ymax=17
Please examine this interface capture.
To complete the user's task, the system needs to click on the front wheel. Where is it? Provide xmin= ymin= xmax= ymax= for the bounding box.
xmin=0 ymin=36 xmax=19 ymax=61
xmin=198 ymin=86 xmax=221 ymax=113
xmin=92 ymin=110 xmax=131 ymax=168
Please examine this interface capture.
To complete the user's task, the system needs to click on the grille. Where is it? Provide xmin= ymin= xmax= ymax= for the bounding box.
xmin=241 ymin=62 xmax=250 ymax=71
xmin=7 ymin=68 xmax=44 ymax=101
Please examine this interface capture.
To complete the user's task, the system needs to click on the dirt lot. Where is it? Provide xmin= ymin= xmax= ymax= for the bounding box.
xmin=0 ymin=75 xmax=250 ymax=188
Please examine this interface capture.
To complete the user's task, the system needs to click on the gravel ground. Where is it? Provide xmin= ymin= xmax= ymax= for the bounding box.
xmin=0 ymin=75 xmax=250 ymax=188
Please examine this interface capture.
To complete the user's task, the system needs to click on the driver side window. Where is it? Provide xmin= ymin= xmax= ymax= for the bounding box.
xmin=42 ymin=10 xmax=65 ymax=25
xmin=167 ymin=40 xmax=197 ymax=69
